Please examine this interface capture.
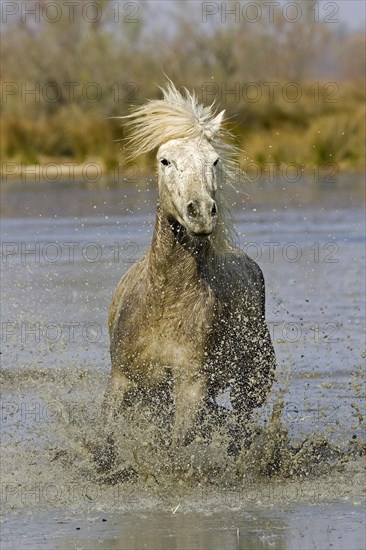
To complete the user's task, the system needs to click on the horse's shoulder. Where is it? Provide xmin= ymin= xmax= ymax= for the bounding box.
xmin=223 ymin=249 xmax=265 ymax=315
xmin=226 ymin=247 xmax=264 ymax=286
xmin=109 ymin=252 xmax=149 ymax=331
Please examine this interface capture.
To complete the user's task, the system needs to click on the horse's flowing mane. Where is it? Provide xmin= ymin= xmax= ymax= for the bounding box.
xmin=120 ymin=81 xmax=246 ymax=250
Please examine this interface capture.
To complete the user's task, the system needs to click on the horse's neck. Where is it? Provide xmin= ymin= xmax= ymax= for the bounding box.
xmin=148 ymin=206 xmax=213 ymax=290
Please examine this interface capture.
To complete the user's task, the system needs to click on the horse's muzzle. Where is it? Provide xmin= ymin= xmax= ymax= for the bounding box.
xmin=184 ymin=198 xmax=217 ymax=236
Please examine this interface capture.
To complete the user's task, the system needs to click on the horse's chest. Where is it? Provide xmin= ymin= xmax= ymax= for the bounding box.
xmin=133 ymin=283 xmax=214 ymax=371
xmin=136 ymin=326 xmax=194 ymax=371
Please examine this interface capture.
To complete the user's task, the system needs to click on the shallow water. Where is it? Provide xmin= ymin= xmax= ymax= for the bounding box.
xmin=1 ymin=175 xmax=365 ymax=549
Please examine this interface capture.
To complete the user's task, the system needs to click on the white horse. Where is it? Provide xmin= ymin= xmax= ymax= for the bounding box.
xmin=102 ymin=82 xmax=276 ymax=467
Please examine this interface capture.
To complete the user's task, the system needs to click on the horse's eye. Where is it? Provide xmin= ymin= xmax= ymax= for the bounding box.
xmin=161 ymin=159 xmax=170 ymax=166
xmin=213 ymin=158 xmax=219 ymax=166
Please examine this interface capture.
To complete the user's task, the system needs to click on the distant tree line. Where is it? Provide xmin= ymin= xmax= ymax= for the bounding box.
xmin=1 ymin=0 xmax=365 ymax=171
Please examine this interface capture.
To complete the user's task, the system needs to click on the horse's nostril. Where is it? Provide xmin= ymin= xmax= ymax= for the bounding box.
xmin=187 ymin=201 xmax=198 ymax=218
xmin=211 ymin=202 xmax=217 ymax=217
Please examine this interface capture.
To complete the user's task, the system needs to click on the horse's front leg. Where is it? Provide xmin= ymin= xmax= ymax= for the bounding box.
xmin=228 ymin=327 xmax=276 ymax=455
xmin=228 ymin=386 xmax=255 ymax=456
xmin=172 ymin=376 xmax=206 ymax=447
xmin=96 ymin=369 xmax=133 ymax=474
xmin=103 ymin=370 xmax=132 ymax=422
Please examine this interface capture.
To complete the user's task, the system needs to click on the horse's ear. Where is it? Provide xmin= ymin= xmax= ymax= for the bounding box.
xmin=205 ymin=110 xmax=225 ymax=139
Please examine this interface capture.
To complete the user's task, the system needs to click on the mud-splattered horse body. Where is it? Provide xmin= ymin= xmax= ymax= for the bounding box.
xmin=104 ymin=83 xmax=276 ymax=455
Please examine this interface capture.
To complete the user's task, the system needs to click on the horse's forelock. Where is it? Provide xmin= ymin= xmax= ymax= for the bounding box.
xmin=122 ymin=82 xmax=227 ymax=159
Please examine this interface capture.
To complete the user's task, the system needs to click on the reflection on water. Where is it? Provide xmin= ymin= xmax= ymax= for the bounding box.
xmin=1 ymin=175 xmax=365 ymax=549
xmin=3 ymin=505 xmax=365 ymax=550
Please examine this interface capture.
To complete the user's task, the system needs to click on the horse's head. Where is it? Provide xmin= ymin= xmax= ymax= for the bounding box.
xmin=157 ymin=137 xmax=220 ymax=237
xmin=122 ymin=81 xmax=238 ymax=243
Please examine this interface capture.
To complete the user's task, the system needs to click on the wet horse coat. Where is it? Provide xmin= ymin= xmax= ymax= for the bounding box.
xmin=104 ymin=83 xmax=276 ymax=451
